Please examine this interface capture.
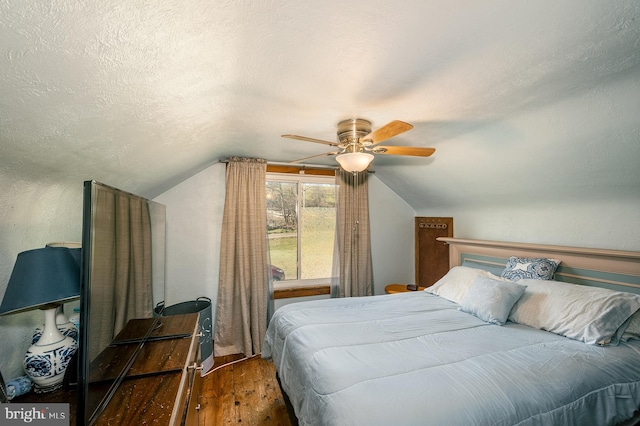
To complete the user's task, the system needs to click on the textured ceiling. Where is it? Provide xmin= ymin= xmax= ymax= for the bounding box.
xmin=1 ymin=0 xmax=638 ymax=208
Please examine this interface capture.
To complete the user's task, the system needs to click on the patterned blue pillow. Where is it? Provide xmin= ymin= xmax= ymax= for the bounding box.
xmin=501 ymin=256 xmax=560 ymax=280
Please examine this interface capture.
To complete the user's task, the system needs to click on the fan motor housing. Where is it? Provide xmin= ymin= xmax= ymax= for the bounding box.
xmin=337 ymin=118 xmax=372 ymax=144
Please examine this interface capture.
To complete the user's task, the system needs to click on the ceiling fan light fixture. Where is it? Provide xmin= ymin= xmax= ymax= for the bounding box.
xmin=284 ymin=118 xmax=434 ymax=168
xmin=335 ymin=152 xmax=374 ymax=173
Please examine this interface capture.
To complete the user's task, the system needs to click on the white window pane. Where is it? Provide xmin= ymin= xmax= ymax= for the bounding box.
xmin=300 ymin=183 xmax=336 ymax=280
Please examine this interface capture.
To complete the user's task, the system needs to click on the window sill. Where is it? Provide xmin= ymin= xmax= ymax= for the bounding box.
xmin=274 ymin=285 xmax=331 ymax=299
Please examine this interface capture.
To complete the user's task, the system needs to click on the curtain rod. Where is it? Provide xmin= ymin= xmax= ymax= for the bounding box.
xmin=218 ymin=159 xmax=374 ymax=173
xmin=218 ymin=159 xmax=335 ymax=169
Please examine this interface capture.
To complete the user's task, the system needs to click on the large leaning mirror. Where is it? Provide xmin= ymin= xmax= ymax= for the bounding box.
xmin=78 ymin=181 xmax=166 ymax=425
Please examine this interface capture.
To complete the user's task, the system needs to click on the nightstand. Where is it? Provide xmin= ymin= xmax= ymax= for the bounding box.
xmin=385 ymin=284 xmax=427 ymax=294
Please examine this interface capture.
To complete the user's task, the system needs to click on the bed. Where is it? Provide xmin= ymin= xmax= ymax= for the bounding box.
xmin=262 ymin=238 xmax=640 ymax=426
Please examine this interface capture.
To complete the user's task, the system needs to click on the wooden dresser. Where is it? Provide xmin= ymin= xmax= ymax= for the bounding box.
xmin=14 ymin=312 xmax=201 ymax=425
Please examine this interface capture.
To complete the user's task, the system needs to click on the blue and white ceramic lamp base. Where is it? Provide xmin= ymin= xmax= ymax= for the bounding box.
xmin=24 ymin=305 xmax=78 ymax=393
xmin=32 ymin=307 xmax=78 ymax=343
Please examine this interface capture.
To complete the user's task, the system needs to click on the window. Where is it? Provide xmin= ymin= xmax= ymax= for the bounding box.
xmin=266 ymin=172 xmax=337 ymax=289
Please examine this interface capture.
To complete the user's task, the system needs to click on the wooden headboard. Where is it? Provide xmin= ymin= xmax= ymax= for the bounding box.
xmin=437 ymin=238 xmax=640 ymax=295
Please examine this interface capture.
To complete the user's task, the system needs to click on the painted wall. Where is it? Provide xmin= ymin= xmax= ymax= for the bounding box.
xmin=368 ymin=176 xmax=415 ymax=294
xmin=154 ymin=163 xmax=226 ymax=317
xmin=417 ymin=196 xmax=640 ymax=252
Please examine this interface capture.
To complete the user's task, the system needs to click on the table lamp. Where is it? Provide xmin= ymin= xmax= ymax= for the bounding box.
xmin=0 ymin=246 xmax=81 ymax=393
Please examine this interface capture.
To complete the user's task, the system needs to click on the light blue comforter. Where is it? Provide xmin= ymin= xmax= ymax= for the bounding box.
xmin=263 ymin=292 xmax=640 ymax=426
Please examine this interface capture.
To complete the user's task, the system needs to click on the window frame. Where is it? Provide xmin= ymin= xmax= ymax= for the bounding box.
xmin=266 ymin=171 xmax=337 ymax=293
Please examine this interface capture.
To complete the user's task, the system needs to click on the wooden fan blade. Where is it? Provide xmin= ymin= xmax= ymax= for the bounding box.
xmin=282 ymin=134 xmax=339 ymax=147
xmin=374 ymin=146 xmax=435 ymax=157
xmin=289 ymin=151 xmax=339 ymax=163
xmin=360 ymin=120 xmax=414 ymax=146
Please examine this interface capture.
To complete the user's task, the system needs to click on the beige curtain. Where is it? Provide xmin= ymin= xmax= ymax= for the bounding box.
xmin=89 ymin=191 xmax=153 ymax=360
xmin=331 ymin=169 xmax=373 ymax=298
xmin=214 ymin=157 xmax=270 ymax=357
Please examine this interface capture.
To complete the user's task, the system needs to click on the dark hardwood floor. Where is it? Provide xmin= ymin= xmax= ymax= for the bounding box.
xmin=199 ymin=354 xmax=294 ymax=425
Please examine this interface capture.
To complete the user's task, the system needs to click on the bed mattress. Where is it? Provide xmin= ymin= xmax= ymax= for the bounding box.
xmin=263 ymin=292 xmax=640 ymax=426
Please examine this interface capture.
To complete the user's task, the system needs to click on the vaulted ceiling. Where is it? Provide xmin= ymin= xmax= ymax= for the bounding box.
xmin=1 ymin=1 xmax=638 ymax=209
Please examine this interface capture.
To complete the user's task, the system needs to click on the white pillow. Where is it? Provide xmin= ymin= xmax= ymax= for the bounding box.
xmin=508 ymin=279 xmax=640 ymax=345
xmin=458 ymin=276 xmax=527 ymax=325
xmin=425 ymin=266 xmax=511 ymax=304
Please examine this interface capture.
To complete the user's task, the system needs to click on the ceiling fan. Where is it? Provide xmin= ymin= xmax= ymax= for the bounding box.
xmin=282 ymin=118 xmax=435 ymax=172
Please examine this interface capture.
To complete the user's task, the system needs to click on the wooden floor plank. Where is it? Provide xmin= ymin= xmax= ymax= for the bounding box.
xmin=234 ymin=358 xmax=260 ymax=424
xmin=199 ymin=354 xmax=293 ymax=425
xmin=259 ymin=357 xmax=291 ymax=425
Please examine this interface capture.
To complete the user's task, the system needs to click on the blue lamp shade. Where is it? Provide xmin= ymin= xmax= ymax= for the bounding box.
xmin=0 ymin=247 xmax=81 ymax=316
